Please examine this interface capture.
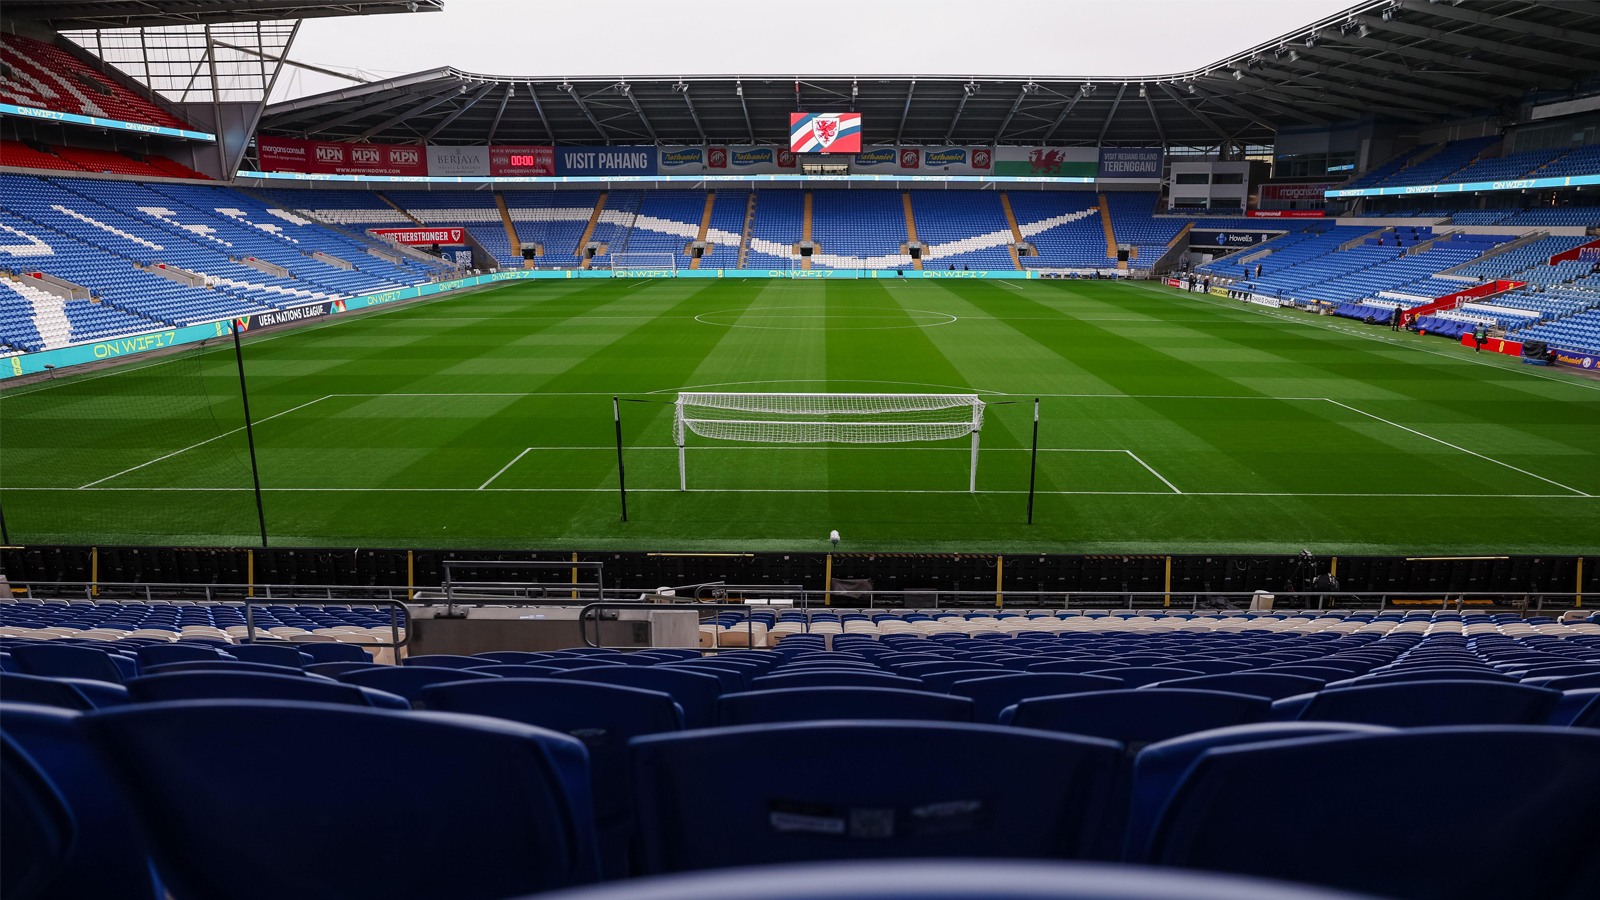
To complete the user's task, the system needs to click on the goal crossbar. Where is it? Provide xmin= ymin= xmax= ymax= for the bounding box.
xmin=673 ymin=392 xmax=987 ymax=492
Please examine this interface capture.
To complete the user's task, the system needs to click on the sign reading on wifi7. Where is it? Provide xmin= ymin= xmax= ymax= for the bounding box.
xmin=791 ymin=113 xmax=862 ymax=154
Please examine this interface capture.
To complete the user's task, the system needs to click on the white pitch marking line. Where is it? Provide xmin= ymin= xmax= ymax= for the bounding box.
xmin=1124 ymin=450 xmax=1182 ymax=494
xmin=1324 ymin=399 xmax=1590 ymax=497
xmin=478 ymin=448 xmax=532 ymax=490
xmin=12 ymin=487 xmax=1589 ymax=499
xmin=76 ymin=395 xmax=335 ymax=489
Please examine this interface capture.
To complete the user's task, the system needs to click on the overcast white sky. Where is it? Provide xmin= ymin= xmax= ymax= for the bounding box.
xmin=271 ymin=0 xmax=1357 ymax=102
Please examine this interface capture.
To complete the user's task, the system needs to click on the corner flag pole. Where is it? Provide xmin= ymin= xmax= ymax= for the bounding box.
xmin=232 ymin=325 xmax=268 ymax=547
xmin=1027 ymin=398 xmax=1040 ymax=524
xmin=613 ymin=397 xmax=628 ymax=522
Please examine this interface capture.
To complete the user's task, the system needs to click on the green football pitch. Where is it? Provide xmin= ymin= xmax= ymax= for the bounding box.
xmin=2 ymin=277 xmax=1597 ymax=554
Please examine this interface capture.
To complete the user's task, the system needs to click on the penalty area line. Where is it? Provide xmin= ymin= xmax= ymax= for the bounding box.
xmin=478 ymin=448 xmax=532 ymax=490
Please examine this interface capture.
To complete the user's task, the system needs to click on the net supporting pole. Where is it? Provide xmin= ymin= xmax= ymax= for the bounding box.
xmin=1027 ymin=398 xmax=1040 ymax=524
xmin=613 ymin=397 xmax=627 ymax=523
xmin=676 ymin=398 xmax=687 ymax=491
xmin=969 ymin=429 xmax=980 ymax=493
xmin=232 ymin=327 xmax=268 ymax=548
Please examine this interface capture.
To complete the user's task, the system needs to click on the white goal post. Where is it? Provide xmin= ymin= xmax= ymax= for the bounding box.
xmin=610 ymin=252 xmax=678 ymax=272
xmin=673 ymin=392 xmax=987 ymax=492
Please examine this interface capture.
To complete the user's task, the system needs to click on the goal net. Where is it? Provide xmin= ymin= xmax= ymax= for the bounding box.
xmin=673 ymin=392 xmax=987 ymax=491
xmin=610 ymin=252 xmax=677 ymax=273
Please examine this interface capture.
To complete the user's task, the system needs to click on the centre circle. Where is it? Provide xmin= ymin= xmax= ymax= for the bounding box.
xmin=694 ymin=306 xmax=958 ymax=330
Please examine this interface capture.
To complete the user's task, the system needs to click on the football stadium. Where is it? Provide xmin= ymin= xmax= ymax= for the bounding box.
xmin=1 ymin=2 xmax=1598 ymax=899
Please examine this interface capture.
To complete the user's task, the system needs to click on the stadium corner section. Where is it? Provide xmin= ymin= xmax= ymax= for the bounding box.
xmin=1 ymin=268 xmax=1039 ymax=380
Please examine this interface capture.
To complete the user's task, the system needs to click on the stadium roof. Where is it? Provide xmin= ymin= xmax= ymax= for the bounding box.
xmin=1 ymin=0 xmax=441 ymax=30
xmin=256 ymin=1 xmax=1600 ymax=149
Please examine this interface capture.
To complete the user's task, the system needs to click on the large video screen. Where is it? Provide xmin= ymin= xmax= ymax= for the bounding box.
xmin=790 ymin=112 xmax=862 ymax=154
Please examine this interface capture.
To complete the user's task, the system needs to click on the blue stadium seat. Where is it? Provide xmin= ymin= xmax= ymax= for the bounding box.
xmin=1003 ymin=689 xmax=1270 ymax=745
xmin=630 ymin=722 xmax=1121 ymax=873
xmin=304 ymin=661 xmax=384 ymax=678
xmin=556 ymin=665 xmax=724 ymax=730
xmin=134 ymin=644 xmax=231 ymax=668
xmin=140 ymin=660 xmax=308 ymax=678
xmin=949 ymin=673 xmax=1125 ymax=723
xmin=662 ymin=660 xmax=754 ymax=691
xmin=83 ymin=701 xmax=603 ymax=899
xmin=403 ymin=654 xmax=488 ymax=669
xmin=423 ymin=678 xmax=684 ymax=878
xmin=1028 ymin=659 xmax=1133 ymax=674
xmin=10 ymin=644 xmax=129 ymax=683
xmin=1144 ymin=727 xmax=1600 ymax=900
xmin=337 ymin=665 xmax=496 ymax=703
xmin=471 ymin=664 xmax=567 ymax=679
xmin=0 ymin=672 xmax=122 ymax=710
xmin=1523 ymin=672 xmax=1600 ymax=691
xmin=296 ymin=643 xmax=374 ymax=664
xmin=0 ymin=732 xmax=75 ymax=900
xmin=0 ymin=703 xmax=163 ymax=900
xmin=517 ymin=858 xmax=1385 ymax=900
xmin=1090 ymin=668 xmax=1203 ymax=688
xmin=228 ymin=644 xmax=310 ymax=668
xmin=125 ymin=671 xmax=409 ymax=709
xmin=1122 ymin=722 xmax=1395 ymax=861
xmin=537 ymin=657 xmax=632 ymax=672
xmin=752 ymin=670 xmax=926 ymax=691
xmin=473 ymin=651 xmax=555 ymax=664
xmin=716 ymin=687 xmax=975 ymax=725
xmin=1139 ymin=672 xmax=1323 ymax=700
xmin=917 ymin=668 xmax=1028 ymax=692
xmin=1289 ymin=680 xmax=1561 ymax=726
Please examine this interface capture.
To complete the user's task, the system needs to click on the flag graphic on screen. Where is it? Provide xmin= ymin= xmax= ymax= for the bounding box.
xmin=790 ymin=112 xmax=862 ymax=153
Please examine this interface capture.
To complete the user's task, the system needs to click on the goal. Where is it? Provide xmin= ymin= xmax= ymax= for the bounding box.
xmin=673 ymin=392 xmax=987 ymax=492
xmin=610 ymin=252 xmax=678 ymax=273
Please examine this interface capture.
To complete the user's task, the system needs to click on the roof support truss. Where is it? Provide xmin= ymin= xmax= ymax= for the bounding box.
xmin=425 ymin=81 xmax=497 ymax=141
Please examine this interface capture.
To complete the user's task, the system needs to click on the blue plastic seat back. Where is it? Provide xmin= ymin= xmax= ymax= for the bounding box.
xmin=0 ymin=703 xmax=163 ymax=899
xmin=3 ymin=671 xmax=100 ymax=711
xmin=1087 ymin=668 xmax=1202 ymax=689
xmin=135 ymin=644 xmax=227 ymax=668
xmin=1004 ymin=690 xmax=1271 ymax=747
xmin=753 ymin=670 xmax=924 ymax=691
xmin=1257 ymin=665 xmax=1347 ymax=683
xmin=305 ymin=661 xmax=383 ymax=678
xmin=631 ymin=722 xmax=1122 ymax=873
xmin=917 ymin=668 xmax=1027 ymax=692
xmin=11 ymin=644 xmax=127 ymax=683
xmin=471 ymin=665 xmax=566 ymax=679
xmin=1524 ymin=671 xmax=1600 ymax=691
xmin=228 ymin=645 xmax=309 ymax=669
xmin=556 ymin=666 xmax=724 ymax=730
xmin=126 ymin=671 xmax=392 ymax=708
xmin=423 ymin=678 xmax=683 ymax=878
xmin=1028 ymin=660 xmax=1133 ymax=674
xmin=661 ymin=661 xmax=751 ymax=692
xmin=142 ymin=660 xmax=307 ymax=678
xmin=473 ymin=651 xmax=552 ymax=665
xmin=338 ymin=666 xmax=497 ymax=703
xmin=86 ymin=701 xmax=602 ymax=896
xmin=632 ymin=648 xmax=700 ymax=661
xmin=535 ymin=658 xmax=631 ymax=672
xmin=1340 ymin=668 xmax=1514 ymax=687
xmin=1147 ymin=727 xmax=1600 ymax=900
xmin=296 ymin=643 xmax=373 ymax=664
xmin=1124 ymin=722 xmax=1396 ymax=862
xmin=1296 ymin=680 xmax=1561 ymax=727
xmin=950 ymin=673 xmax=1124 ymax=724
xmin=890 ymin=660 xmax=1005 ymax=677
xmin=1155 ymin=660 xmax=1254 ymax=676
xmin=1 ymin=733 xmax=75 ymax=900
xmin=717 ymin=687 xmax=974 ymax=726
xmin=403 ymin=655 xmax=486 ymax=669
xmin=1142 ymin=672 xmax=1323 ymax=701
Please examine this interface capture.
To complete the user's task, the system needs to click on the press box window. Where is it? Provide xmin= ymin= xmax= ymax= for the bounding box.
xmin=1175 ymin=173 xmax=1210 ymax=185
xmin=1211 ymin=173 xmax=1244 ymax=185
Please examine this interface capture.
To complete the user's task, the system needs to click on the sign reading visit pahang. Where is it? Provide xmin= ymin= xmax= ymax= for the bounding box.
xmin=553 ymin=146 xmax=657 ymax=176
xmin=371 ymin=227 xmax=466 ymax=245
xmin=790 ymin=112 xmax=863 ymax=154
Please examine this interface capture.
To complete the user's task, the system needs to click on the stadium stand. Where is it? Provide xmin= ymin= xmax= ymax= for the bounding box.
xmin=1371 ymin=136 xmax=1501 ymax=187
xmin=0 ymin=33 xmax=191 ymax=131
xmin=383 ymin=190 xmax=523 ymax=269
xmin=1106 ymin=193 xmax=1186 ymax=265
xmin=747 ymin=189 xmax=805 ymax=267
xmin=1006 ymin=191 xmax=1108 ymax=269
xmin=808 ymin=189 xmax=911 ymax=269
xmin=910 ymin=191 xmax=1016 ymax=270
